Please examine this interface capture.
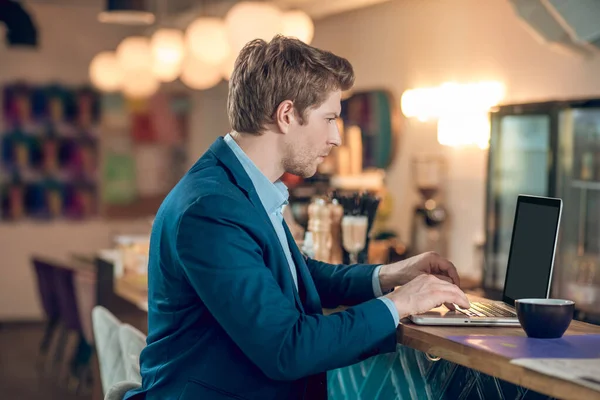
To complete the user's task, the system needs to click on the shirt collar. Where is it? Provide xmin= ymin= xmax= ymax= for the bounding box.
xmin=224 ymin=133 xmax=289 ymax=214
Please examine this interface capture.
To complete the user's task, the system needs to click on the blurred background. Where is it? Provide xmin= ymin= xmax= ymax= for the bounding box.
xmin=1 ymin=0 xmax=600 ymax=398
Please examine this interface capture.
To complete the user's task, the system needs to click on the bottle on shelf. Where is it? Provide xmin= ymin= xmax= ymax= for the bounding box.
xmin=307 ymin=197 xmax=332 ymax=262
xmin=328 ymin=200 xmax=344 ymax=264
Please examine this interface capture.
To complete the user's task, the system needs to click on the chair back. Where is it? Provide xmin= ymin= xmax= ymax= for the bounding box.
xmin=118 ymin=324 xmax=146 ymax=384
xmin=31 ymin=258 xmax=59 ymax=320
xmin=74 ymin=268 xmax=97 ymax=345
xmin=92 ymin=306 xmax=127 ymax=394
xmin=104 ymin=381 xmax=141 ymax=400
xmin=53 ymin=266 xmax=82 ymax=332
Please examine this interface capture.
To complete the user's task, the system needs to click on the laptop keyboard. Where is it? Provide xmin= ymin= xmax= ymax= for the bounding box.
xmin=456 ymin=302 xmax=517 ymax=318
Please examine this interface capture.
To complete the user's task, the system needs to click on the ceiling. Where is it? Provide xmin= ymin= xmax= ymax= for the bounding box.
xmin=271 ymin=0 xmax=391 ymax=19
xmin=8 ymin=0 xmax=391 ymax=45
xmin=158 ymin=0 xmax=392 ymax=28
xmin=509 ymin=0 xmax=600 ymax=56
xmin=18 ymin=0 xmax=390 ymax=16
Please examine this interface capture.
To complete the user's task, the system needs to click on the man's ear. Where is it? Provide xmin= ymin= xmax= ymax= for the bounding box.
xmin=275 ymin=100 xmax=295 ymax=134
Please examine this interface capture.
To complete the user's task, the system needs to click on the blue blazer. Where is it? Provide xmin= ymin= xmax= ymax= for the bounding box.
xmin=125 ymin=137 xmax=397 ymax=400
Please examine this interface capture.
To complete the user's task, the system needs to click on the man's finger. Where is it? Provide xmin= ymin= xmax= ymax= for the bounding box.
xmin=434 ymin=257 xmax=461 ymax=287
xmin=433 ymin=274 xmax=453 ymax=284
xmin=452 ymin=290 xmax=470 ymax=309
xmin=455 ymin=297 xmax=470 ymax=309
xmin=433 ymin=285 xmax=470 ymax=309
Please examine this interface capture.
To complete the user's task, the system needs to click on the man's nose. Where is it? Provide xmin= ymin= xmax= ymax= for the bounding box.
xmin=329 ymin=126 xmax=342 ymax=147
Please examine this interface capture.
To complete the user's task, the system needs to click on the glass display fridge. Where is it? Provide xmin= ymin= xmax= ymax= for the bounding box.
xmin=484 ymin=99 xmax=600 ymax=320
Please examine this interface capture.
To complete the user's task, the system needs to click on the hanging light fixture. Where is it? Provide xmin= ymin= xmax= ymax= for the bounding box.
xmin=116 ymin=36 xmax=158 ymax=98
xmin=225 ymin=1 xmax=282 ymax=52
xmin=122 ymin=69 xmax=159 ymax=98
xmin=89 ymin=51 xmax=124 ymax=92
xmin=98 ymin=0 xmax=155 ymax=25
xmin=150 ymin=28 xmax=185 ymax=82
xmin=281 ymin=10 xmax=314 ymax=44
xmin=116 ymin=36 xmax=153 ymax=72
xmin=181 ymin=55 xmax=222 ymax=90
xmin=186 ymin=17 xmax=231 ymax=65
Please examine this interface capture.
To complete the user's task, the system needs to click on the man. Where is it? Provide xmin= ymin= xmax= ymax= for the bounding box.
xmin=125 ymin=35 xmax=469 ymax=400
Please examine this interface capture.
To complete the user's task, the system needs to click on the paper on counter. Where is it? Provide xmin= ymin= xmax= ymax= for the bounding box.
xmin=510 ymin=358 xmax=600 ymax=393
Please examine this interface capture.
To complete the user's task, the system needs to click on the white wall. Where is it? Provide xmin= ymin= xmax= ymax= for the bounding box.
xmin=187 ymin=81 xmax=230 ymax=163
xmin=310 ymin=0 xmax=600 ymax=280
xmin=0 ymin=219 xmax=154 ymax=320
xmin=0 ymin=2 xmax=228 ymax=320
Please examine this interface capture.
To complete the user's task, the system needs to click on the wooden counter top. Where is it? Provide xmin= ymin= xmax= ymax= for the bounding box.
xmin=114 ymin=276 xmax=148 ymax=312
xmin=398 ymin=318 xmax=600 ymax=400
xmin=114 ymin=279 xmax=599 ymax=398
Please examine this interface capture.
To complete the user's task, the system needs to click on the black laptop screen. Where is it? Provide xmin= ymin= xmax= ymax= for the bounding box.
xmin=503 ymin=196 xmax=562 ymax=305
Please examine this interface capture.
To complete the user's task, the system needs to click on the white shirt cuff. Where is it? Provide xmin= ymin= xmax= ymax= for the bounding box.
xmin=377 ymin=297 xmax=400 ymax=326
xmin=372 ymin=264 xmax=385 ymax=297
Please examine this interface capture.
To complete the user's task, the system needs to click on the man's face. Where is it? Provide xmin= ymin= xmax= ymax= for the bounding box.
xmin=282 ymin=90 xmax=342 ymax=178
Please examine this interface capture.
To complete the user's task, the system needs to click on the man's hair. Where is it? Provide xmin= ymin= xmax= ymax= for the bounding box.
xmin=227 ymin=35 xmax=354 ymax=134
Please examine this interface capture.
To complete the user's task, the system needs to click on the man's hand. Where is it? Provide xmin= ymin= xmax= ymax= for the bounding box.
xmin=379 ymin=251 xmax=461 ymax=292
xmin=385 ymin=274 xmax=470 ymax=320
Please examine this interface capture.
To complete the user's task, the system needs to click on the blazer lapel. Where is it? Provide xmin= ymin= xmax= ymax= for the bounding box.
xmin=250 ymin=190 xmax=305 ymax=314
xmin=209 ymin=137 xmax=305 ymax=313
xmin=282 ymin=221 xmax=322 ymax=315
xmin=208 ymin=138 xmax=267 ymax=217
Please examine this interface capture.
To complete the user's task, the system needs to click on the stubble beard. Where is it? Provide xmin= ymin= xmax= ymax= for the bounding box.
xmin=281 ymin=142 xmax=317 ymax=178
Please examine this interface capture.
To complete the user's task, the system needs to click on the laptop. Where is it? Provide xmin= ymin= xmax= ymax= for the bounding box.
xmin=410 ymin=194 xmax=563 ymax=326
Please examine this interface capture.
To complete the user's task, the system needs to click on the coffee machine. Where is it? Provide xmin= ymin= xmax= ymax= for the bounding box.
xmin=410 ymin=154 xmax=448 ymax=256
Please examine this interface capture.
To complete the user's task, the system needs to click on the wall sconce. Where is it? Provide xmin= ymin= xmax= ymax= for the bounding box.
xmin=401 ymin=81 xmax=505 ymax=149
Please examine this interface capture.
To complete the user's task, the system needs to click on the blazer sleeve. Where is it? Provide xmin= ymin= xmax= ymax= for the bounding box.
xmin=175 ymin=194 xmax=397 ymax=382
xmin=304 ymin=258 xmax=380 ymax=308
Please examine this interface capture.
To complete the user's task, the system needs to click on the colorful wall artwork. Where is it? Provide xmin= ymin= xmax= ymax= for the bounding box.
xmin=1 ymin=83 xmax=100 ymax=221
xmin=340 ymin=90 xmax=400 ymax=170
xmin=1 ymin=82 xmax=191 ymax=221
xmin=100 ymin=92 xmax=190 ymax=218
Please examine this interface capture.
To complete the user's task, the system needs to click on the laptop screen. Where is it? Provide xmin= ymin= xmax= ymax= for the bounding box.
xmin=502 ymin=195 xmax=562 ymax=305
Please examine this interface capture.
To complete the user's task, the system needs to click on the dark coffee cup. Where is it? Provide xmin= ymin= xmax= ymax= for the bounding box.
xmin=515 ymin=299 xmax=575 ymax=339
